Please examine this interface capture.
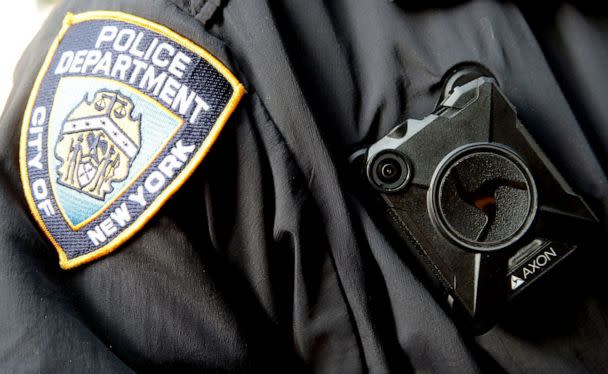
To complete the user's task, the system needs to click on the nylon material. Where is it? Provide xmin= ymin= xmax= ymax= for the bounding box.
xmin=202 ymin=93 xmax=363 ymax=372
xmin=523 ymin=4 xmax=608 ymax=215
xmin=224 ymin=3 xmax=404 ymax=372
xmin=196 ymin=0 xmax=223 ymax=26
xmin=555 ymin=5 xmax=608 ymax=154
xmin=1 ymin=0 xmax=287 ymax=371
xmin=2 ymin=0 xmax=608 ymax=372
xmin=168 ymin=0 xmax=225 ymax=26
xmin=222 ymin=0 xmax=608 ymax=372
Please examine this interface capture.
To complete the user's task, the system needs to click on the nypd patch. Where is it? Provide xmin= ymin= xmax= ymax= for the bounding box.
xmin=20 ymin=11 xmax=245 ymax=269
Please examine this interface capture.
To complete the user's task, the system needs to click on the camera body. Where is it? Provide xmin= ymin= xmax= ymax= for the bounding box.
xmin=353 ymin=70 xmax=599 ymax=332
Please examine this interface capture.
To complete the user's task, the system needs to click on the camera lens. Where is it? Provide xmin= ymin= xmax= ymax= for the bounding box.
xmin=378 ymin=159 xmax=401 ymax=184
xmin=368 ymin=152 xmax=412 ymax=193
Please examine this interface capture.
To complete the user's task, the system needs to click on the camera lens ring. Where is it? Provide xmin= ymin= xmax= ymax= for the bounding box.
xmin=428 ymin=143 xmax=538 ymax=252
xmin=368 ymin=151 xmax=412 ymax=193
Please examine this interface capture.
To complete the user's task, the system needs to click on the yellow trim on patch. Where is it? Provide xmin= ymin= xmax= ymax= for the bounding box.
xmin=19 ymin=11 xmax=246 ymax=270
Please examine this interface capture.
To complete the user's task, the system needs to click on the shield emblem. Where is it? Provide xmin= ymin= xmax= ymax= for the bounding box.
xmin=19 ymin=11 xmax=245 ymax=270
xmin=47 ymin=79 xmax=182 ymax=230
xmin=55 ymin=90 xmax=141 ymax=201
xmin=77 ymin=161 xmax=96 ymax=187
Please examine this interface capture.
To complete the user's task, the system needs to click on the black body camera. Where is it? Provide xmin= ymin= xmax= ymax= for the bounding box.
xmin=351 ymin=65 xmax=600 ymax=332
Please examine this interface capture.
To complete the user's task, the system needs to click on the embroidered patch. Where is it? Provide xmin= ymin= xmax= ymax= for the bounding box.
xmin=20 ymin=11 xmax=245 ymax=269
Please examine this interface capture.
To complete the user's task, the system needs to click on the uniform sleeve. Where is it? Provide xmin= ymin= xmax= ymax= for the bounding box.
xmin=0 ymin=0 xmax=363 ymax=372
xmin=5 ymin=1 xmax=607 ymax=373
xmin=0 ymin=3 xmax=132 ymax=372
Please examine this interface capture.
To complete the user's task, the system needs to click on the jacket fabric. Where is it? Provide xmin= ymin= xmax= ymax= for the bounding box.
xmin=1 ymin=0 xmax=607 ymax=372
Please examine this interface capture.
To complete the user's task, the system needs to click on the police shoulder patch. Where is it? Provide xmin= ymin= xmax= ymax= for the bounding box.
xmin=20 ymin=11 xmax=245 ymax=269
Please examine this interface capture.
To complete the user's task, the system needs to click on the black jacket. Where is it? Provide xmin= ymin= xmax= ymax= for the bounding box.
xmin=1 ymin=0 xmax=607 ymax=372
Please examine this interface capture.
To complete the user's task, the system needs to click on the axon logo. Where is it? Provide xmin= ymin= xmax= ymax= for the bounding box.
xmin=522 ymin=246 xmax=558 ymax=279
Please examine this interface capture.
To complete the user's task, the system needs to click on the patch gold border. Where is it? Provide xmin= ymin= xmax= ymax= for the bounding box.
xmin=19 ymin=11 xmax=246 ymax=270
